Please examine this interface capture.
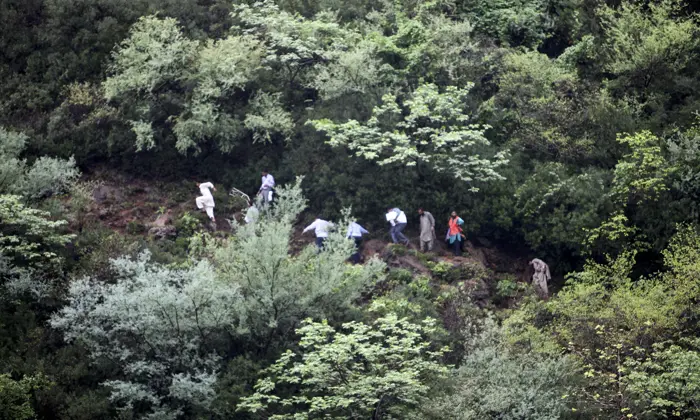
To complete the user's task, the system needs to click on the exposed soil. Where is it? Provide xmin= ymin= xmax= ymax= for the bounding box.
xmin=83 ymin=169 xmax=241 ymax=234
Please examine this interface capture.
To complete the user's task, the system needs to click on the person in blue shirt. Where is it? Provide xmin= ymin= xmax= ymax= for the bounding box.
xmin=347 ymin=221 xmax=369 ymax=264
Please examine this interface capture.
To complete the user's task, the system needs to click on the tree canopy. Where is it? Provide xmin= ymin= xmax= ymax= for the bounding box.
xmin=3 ymin=0 xmax=700 ymax=418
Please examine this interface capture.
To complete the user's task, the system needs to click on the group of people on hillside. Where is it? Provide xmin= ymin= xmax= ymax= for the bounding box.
xmin=384 ymin=207 xmax=466 ymax=256
xmin=194 ymin=172 xmax=551 ymax=294
xmin=301 ymin=218 xmax=368 ymax=263
xmin=301 ymin=207 xmax=467 ymax=261
xmin=194 ymin=172 xmax=468 ymax=259
xmin=195 ymin=169 xmax=275 ymax=224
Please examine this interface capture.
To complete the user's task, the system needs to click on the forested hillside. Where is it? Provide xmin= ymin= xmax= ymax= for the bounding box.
xmin=3 ymin=0 xmax=700 ymax=418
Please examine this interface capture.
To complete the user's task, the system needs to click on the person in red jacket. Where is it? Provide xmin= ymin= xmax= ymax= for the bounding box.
xmin=446 ymin=211 xmax=464 ymax=256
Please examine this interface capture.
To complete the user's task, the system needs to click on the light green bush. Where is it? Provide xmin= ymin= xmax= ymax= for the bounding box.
xmin=0 ymin=194 xmax=73 ymax=268
xmin=238 ymin=313 xmax=449 ymax=419
xmin=0 ymin=374 xmax=51 ymax=420
xmin=424 ymin=318 xmax=581 ymax=420
xmin=0 ymin=127 xmax=79 ymax=200
xmin=213 ymin=179 xmax=386 ymax=351
xmin=51 ymin=251 xmax=241 ymax=419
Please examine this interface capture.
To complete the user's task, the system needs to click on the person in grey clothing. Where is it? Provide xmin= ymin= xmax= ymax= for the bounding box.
xmin=529 ymin=258 xmax=551 ymax=299
xmin=418 ymin=208 xmax=436 ymax=252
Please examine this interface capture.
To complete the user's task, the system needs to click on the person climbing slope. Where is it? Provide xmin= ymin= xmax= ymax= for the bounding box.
xmin=529 ymin=258 xmax=551 ymax=299
xmin=244 ymin=202 xmax=259 ymax=224
xmin=386 ymin=207 xmax=409 ymax=246
xmin=258 ymin=169 xmax=275 ymax=206
xmin=446 ymin=211 xmax=464 ymax=256
xmin=303 ymin=217 xmax=334 ymax=250
xmin=418 ymin=208 xmax=436 ymax=252
xmin=347 ymin=221 xmax=369 ymax=264
xmin=195 ymin=182 xmax=217 ymax=222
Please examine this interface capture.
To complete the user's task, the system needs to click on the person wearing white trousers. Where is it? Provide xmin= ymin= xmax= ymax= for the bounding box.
xmin=195 ymin=182 xmax=217 ymax=222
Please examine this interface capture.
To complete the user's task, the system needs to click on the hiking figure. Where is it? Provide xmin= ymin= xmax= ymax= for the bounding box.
xmin=446 ymin=211 xmax=464 ymax=256
xmin=418 ymin=208 xmax=436 ymax=252
xmin=303 ymin=217 xmax=334 ymax=250
xmin=347 ymin=221 xmax=369 ymax=264
xmin=258 ymin=169 xmax=275 ymax=206
xmin=529 ymin=258 xmax=551 ymax=298
xmin=195 ymin=182 xmax=216 ymax=223
xmin=385 ymin=207 xmax=409 ymax=246
xmin=244 ymin=202 xmax=259 ymax=224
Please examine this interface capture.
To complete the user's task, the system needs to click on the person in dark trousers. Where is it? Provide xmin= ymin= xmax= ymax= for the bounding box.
xmin=385 ymin=207 xmax=409 ymax=246
xmin=347 ymin=221 xmax=369 ymax=264
xmin=303 ymin=217 xmax=334 ymax=250
xmin=446 ymin=211 xmax=465 ymax=256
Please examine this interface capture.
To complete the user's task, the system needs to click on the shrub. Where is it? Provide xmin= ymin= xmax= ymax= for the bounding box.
xmin=0 ymin=127 xmax=79 ymax=200
xmin=212 ymin=179 xmax=386 ymax=352
xmin=125 ymin=220 xmax=145 ymax=235
xmin=429 ymin=261 xmax=458 ymax=282
xmin=0 ymin=374 xmax=51 ymax=420
xmin=0 ymin=194 xmax=73 ymax=269
xmin=50 ymin=251 xmax=242 ymax=418
xmin=496 ymin=277 xmax=519 ymax=298
xmin=238 ymin=314 xmax=450 ymax=419
xmin=71 ymin=228 xmax=139 ymax=280
xmin=385 ymin=268 xmax=414 ymax=288
xmin=175 ymin=211 xmax=200 ymax=236
xmin=423 ymin=318 xmax=582 ymax=420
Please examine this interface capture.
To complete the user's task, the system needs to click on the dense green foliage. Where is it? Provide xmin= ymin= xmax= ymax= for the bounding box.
xmin=51 ymin=251 xmax=240 ymax=418
xmin=424 ymin=318 xmax=581 ymax=419
xmin=0 ymin=195 xmax=73 ymax=268
xmin=0 ymin=374 xmax=50 ymax=420
xmin=239 ymin=314 xmax=448 ymax=418
xmin=0 ymin=127 xmax=78 ymax=200
xmin=4 ymin=0 xmax=700 ymax=418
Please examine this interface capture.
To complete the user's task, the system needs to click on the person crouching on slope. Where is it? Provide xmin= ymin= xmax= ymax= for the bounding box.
xmin=303 ymin=217 xmax=334 ymax=250
xmin=195 ymin=182 xmax=217 ymax=222
xmin=447 ymin=211 xmax=464 ymax=256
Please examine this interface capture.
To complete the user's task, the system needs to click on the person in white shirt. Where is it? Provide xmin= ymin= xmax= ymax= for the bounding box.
xmin=195 ymin=182 xmax=216 ymax=222
xmin=244 ymin=203 xmax=259 ymax=224
xmin=258 ymin=169 xmax=275 ymax=205
xmin=386 ymin=207 xmax=409 ymax=246
xmin=303 ymin=217 xmax=334 ymax=249
xmin=346 ymin=221 xmax=369 ymax=264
